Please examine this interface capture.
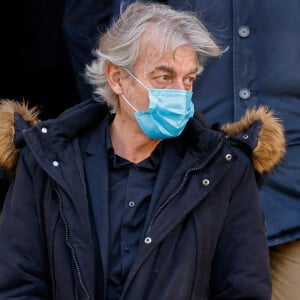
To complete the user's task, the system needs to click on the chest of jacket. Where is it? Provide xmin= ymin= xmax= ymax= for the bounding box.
xmin=31 ymin=134 xmax=239 ymax=299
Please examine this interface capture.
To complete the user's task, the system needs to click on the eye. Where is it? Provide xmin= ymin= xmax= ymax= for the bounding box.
xmin=182 ymin=76 xmax=196 ymax=90
xmin=150 ymin=74 xmax=172 ymax=88
xmin=156 ymin=74 xmax=171 ymax=83
xmin=184 ymin=76 xmax=196 ymax=84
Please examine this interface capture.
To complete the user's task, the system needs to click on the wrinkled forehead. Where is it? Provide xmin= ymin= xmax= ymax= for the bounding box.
xmin=136 ymin=26 xmax=198 ymax=71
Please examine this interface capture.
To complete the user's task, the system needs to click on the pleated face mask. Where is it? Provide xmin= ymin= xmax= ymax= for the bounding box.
xmin=121 ymin=69 xmax=194 ymax=140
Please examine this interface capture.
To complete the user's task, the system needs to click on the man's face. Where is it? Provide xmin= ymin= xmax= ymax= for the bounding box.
xmin=121 ymin=35 xmax=199 ymax=113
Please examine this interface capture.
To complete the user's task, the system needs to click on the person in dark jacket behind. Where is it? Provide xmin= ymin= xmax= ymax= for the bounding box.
xmin=0 ymin=2 xmax=285 ymax=299
xmin=166 ymin=2 xmax=300 ymax=299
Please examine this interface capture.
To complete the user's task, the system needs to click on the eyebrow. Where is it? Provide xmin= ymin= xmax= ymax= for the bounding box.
xmin=148 ymin=65 xmax=199 ymax=76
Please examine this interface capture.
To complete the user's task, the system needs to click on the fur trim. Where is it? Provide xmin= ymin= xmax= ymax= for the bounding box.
xmin=0 ymin=99 xmax=39 ymax=171
xmin=221 ymin=106 xmax=286 ymax=174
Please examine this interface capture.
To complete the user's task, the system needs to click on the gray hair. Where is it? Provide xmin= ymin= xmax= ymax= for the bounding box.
xmin=85 ymin=1 xmax=221 ymax=112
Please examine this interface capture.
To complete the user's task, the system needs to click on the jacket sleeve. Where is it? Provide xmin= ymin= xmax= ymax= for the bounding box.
xmin=0 ymin=150 xmax=50 ymax=299
xmin=210 ymin=153 xmax=271 ymax=299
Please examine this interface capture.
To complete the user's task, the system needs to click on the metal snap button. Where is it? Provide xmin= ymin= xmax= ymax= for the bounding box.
xmin=202 ymin=179 xmax=210 ymax=186
xmin=41 ymin=127 xmax=48 ymax=134
xmin=225 ymin=154 xmax=232 ymax=161
xmin=144 ymin=237 xmax=152 ymax=244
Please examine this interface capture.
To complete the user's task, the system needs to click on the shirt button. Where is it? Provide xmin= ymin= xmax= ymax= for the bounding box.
xmin=128 ymin=201 xmax=135 ymax=208
xmin=125 ymin=246 xmax=131 ymax=253
xmin=52 ymin=161 xmax=59 ymax=167
xmin=239 ymin=88 xmax=251 ymax=100
xmin=238 ymin=25 xmax=251 ymax=38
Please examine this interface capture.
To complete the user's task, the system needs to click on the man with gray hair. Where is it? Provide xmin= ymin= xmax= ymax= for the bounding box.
xmin=0 ymin=2 xmax=285 ymax=299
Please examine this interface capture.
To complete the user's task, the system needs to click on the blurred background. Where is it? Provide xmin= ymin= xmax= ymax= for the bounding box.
xmin=0 ymin=1 xmax=80 ymax=119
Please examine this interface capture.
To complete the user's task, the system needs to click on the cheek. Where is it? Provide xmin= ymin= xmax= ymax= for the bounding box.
xmin=130 ymin=88 xmax=150 ymax=112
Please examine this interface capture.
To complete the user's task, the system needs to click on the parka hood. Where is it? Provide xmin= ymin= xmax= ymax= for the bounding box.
xmin=221 ymin=107 xmax=286 ymax=174
xmin=0 ymin=100 xmax=39 ymax=172
xmin=0 ymin=99 xmax=286 ymax=175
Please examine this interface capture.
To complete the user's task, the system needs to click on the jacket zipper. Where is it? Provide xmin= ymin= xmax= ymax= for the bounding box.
xmin=122 ymin=136 xmax=226 ymax=299
xmin=52 ymin=181 xmax=91 ymax=300
xmin=145 ymin=136 xmax=226 ymax=238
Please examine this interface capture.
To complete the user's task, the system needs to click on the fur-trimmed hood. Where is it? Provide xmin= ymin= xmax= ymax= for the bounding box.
xmin=0 ymin=99 xmax=286 ymax=175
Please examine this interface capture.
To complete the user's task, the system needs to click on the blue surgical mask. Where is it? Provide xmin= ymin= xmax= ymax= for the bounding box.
xmin=121 ymin=70 xmax=194 ymax=140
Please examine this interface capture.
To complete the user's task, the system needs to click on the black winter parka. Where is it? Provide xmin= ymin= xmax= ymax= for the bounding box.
xmin=0 ymin=99 xmax=285 ymax=299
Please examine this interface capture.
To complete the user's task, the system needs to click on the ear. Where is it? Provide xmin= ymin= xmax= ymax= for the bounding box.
xmin=106 ymin=63 xmax=124 ymax=95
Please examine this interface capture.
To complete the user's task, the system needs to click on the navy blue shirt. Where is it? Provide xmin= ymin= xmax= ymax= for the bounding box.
xmin=107 ymin=135 xmax=162 ymax=299
xmin=82 ymin=114 xmax=185 ymax=299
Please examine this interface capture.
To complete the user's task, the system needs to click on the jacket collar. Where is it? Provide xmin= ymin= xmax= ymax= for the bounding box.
xmin=0 ymin=99 xmax=286 ymax=176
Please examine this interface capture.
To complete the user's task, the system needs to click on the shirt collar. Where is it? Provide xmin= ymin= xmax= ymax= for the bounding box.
xmin=108 ymin=134 xmax=164 ymax=171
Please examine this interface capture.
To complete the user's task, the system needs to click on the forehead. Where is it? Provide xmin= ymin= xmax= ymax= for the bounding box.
xmin=136 ymin=31 xmax=198 ymax=73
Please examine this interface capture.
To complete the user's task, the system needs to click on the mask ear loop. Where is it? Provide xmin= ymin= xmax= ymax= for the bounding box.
xmin=121 ymin=95 xmax=138 ymax=112
xmin=125 ymin=68 xmax=149 ymax=91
